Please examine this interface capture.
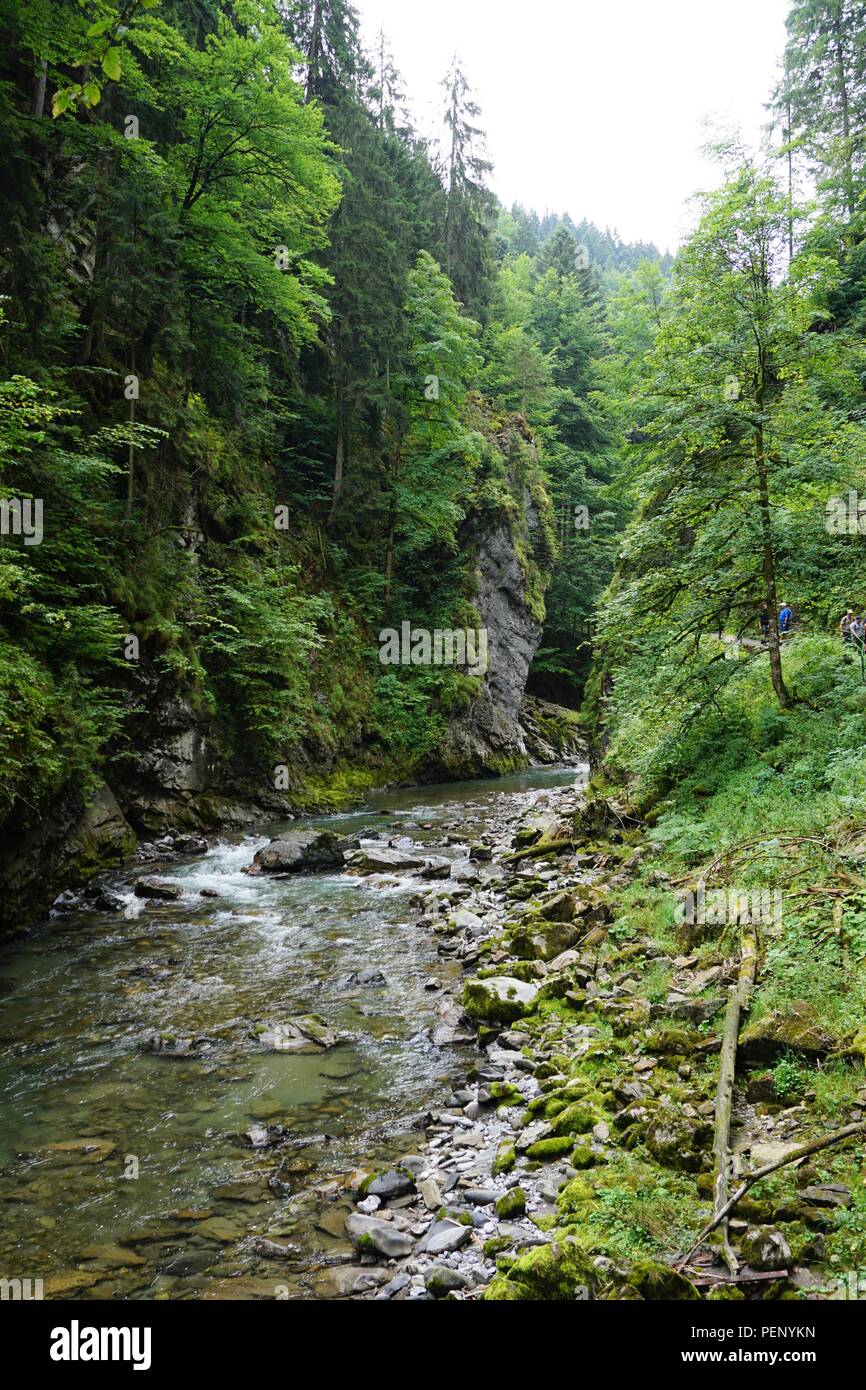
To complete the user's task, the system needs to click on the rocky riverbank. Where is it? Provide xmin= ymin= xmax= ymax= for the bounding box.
xmin=311 ymin=783 xmax=864 ymax=1302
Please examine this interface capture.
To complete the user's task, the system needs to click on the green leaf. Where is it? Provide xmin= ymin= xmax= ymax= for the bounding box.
xmin=51 ymin=87 xmax=75 ymax=117
xmin=86 ymin=18 xmax=114 ymax=38
xmin=82 ymin=79 xmax=101 ymax=107
xmin=101 ymin=48 xmax=122 ymax=81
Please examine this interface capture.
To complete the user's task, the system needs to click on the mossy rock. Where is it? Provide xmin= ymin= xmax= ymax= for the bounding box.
xmin=570 ymin=1144 xmax=596 ymax=1169
xmin=627 ymin=1260 xmax=700 ymax=1301
xmin=489 ymin=1081 xmax=524 ymax=1109
xmin=706 ymin=1285 xmax=745 ymax=1301
xmin=556 ymin=1177 xmax=598 ymax=1217
xmin=462 ymin=976 xmax=538 ymax=1024
xmin=483 ymin=1238 xmax=597 ymax=1302
xmin=739 ymin=1001 xmax=834 ymax=1063
xmin=495 ymin=1187 xmax=527 ymax=1219
xmin=509 ymin=919 xmax=582 ymax=962
xmin=547 ymin=1102 xmax=598 ymax=1138
xmin=525 ymin=1136 xmax=575 ymax=1160
xmin=492 ymin=1141 xmax=516 ymax=1176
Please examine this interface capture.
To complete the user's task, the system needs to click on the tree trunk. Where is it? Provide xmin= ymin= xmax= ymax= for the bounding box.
xmin=712 ymin=927 xmax=757 ymax=1274
xmin=328 ymin=390 xmax=344 ymax=526
xmin=383 ymin=498 xmax=395 ymax=614
xmin=754 ymin=365 xmax=790 ymax=707
xmin=833 ymin=17 xmax=855 ymax=216
xmin=33 ymin=60 xmax=47 ymax=119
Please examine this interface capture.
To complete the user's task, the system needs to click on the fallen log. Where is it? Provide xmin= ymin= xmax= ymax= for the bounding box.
xmin=677 ymin=1120 xmax=866 ymax=1270
xmin=711 ymin=927 xmax=757 ymax=1274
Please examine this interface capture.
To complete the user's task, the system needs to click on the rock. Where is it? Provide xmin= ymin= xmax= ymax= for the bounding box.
xmin=739 ymin=1226 xmax=791 ymax=1272
xmin=495 ymin=1187 xmax=526 ymax=1219
xmin=449 ymin=908 xmax=485 ymax=935
xmin=257 ymin=1015 xmax=341 ymax=1052
xmin=419 ymin=1177 xmax=444 ymax=1210
xmin=335 ymin=967 xmax=387 ymax=990
xmin=421 ymin=858 xmax=452 ymax=879
xmin=80 ymin=1244 xmax=146 ymax=1267
xmin=426 ymin=1265 xmax=472 ymax=1297
xmin=462 ymin=975 xmax=538 ymax=1023
xmin=367 ymin=1169 xmax=416 ymax=1201
xmin=253 ymin=830 xmax=346 ymax=874
xmin=422 ymin=1219 xmax=472 ymax=1255
xmin=627 ymin=1260 xmax=700 ymax=1300
xmin=484 ymin=1238 xmax=597 ymax=1301
xmin=739 ymin=1001 xmax=834 ymax=1063
xmin=798 ymin=1183 xmax=851 ymax=1210
xmin=375 ymin=1273 xmax=411 ymax=1299
xmin=345 ymin=1213 xmax=414 ymax=1260
xmin=462 ymin=1188 xmax=502 ymax=1206
xmin=347 ymin=846 xmax=427 ymax=873
xmin=133 ymin=877 xmax=182 ymax=900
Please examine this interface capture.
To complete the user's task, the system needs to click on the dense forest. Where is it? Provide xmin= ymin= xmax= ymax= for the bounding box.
xmin=2 ymin=0 xmax=866 ymax=1319
xmin=0 ymin=0 xmax=666 ymax=914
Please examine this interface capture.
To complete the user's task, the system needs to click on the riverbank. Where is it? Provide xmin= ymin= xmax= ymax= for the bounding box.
xmin=2 ymin=761 xmax=864 ymax=1301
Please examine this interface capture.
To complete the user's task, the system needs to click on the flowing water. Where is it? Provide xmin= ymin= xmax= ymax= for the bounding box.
xmin=0 ymin=766 xmax=580 ymax=1299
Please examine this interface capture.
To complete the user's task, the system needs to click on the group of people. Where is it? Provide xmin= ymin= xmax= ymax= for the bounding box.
xmin=758 ymin=603 xmax=794 ymax=641
xmin=839 ymin=609 xmax=866 ymax=647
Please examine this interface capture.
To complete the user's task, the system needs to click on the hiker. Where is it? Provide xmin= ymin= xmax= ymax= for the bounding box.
xmin=850 ymin=614 xmax=865 ymax=648
xmin=779 ymin=601 xmax=793 ymax=635
xmin=840 ymin=609 xmax=855 ymax=643
xmin=758 ymin=606 xmax=770 ymax=642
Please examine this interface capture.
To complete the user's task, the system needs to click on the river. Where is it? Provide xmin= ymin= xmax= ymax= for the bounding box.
xmin=0 ymin=765 xmax=582 ymax=1299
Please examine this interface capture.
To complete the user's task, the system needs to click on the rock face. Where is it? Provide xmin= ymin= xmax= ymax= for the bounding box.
xmin=252 ymin=830 xmax=346 ymax=874
xmin=438 ymin=516 xmax=544 ymax=777
xmin=0 ymin=783 xmax=136 ymax=941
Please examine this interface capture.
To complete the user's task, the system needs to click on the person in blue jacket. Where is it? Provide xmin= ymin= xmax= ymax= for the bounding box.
xmin=779 ymin=602 xmax=793 ymax=635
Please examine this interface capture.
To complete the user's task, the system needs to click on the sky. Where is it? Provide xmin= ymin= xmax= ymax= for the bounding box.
xmin=353 ymin=0 xmax=792 ymax=253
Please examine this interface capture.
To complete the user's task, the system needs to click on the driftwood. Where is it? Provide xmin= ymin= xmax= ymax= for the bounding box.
xmin=677 ymin=1120 xmax=866 ymax=1270
xmin=711 ymin=928 xmax=757 ymax=1274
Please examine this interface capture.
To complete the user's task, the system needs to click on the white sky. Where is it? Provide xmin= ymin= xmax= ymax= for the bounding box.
xmin=354 ymin=0 xmax=792 ymax=252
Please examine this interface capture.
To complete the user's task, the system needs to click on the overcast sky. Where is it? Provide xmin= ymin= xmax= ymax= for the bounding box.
xmin=354 ymin=0 xmax=792 ymax=252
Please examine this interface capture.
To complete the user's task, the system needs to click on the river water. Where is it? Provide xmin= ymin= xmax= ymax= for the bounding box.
xmin=0 ymin=765 xmax=580 ymax=1299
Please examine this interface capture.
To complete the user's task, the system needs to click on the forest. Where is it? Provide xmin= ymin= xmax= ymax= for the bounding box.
xmin=1 ymin=0 xmax=866 ymax=1323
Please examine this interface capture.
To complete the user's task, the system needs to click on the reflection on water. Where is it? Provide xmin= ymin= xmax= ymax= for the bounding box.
xmin=0 ymin=765 xmax=580 ymax=1298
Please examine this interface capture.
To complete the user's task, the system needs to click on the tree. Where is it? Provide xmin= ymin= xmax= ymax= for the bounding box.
xmin=773 ymin=0 xmax=866 ymax=217
xmin=441 ymin=55 xmax=495 ymax=314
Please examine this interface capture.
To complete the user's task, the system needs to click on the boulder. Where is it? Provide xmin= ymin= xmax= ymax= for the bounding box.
xmin=346 ymin=846 xmax=427 ymax=873
xmin=133 ymin=877 xmax=182 ymax=900
xmin=253 ymin=830 xmax=346 ymax=874
xmin=462 ymin=975 xmax=538 ymax=1023
xmin=739 ymin=1001 xmax=834 ymax=1063
xmin=257 ymin=1015 xmax=341 ymax=1053
xmin=344 ymin=1214 xmax=413 ymax=1260
xmin=739 ymin=1226 xmax=791 ymax=1272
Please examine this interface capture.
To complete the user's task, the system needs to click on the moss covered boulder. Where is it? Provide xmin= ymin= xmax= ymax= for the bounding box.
xmin=739 ymin=1001 xmax=834 ymax=1063
xmin=462 ymin=975 xmax=538 ymax=1024
xmin=627 ymin=1260 xmax=700 ymax=1301
xmin=484 ymin=1238 xmax=597 ymax=1301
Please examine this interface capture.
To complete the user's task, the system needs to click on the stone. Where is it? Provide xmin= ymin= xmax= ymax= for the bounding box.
xmin=253 ymin=829 xmax=346 ymax=874
xmin=426 ymin=1265 xmax=472 ymax=1297
xmin=739 ymin=1001 xmax=834 ymax=1063
xmin=345 ymin=1213 xmax=414 ymax=1259
xmin=367 ymin=1169 xmax=416 ymax=1200
xmin=740 ymin=1226 xmax=791 ymax=1272
xmin=423 ymin=1219 xmax=472 ymax=1255
xmin=462 ymin=975 xmax=538 ymax=1023
xmin=257 ymin=1015 xmax=340 ymax=1052
xmin=133 ymin=877 xmax=182 ymax=900
xmin=347 ymin=846 xmax=427 ymax=873
xmin=495 ymin=1187 xmax=526 ymax=1219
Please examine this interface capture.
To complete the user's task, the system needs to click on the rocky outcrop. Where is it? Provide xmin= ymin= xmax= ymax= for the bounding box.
xmin=438 ymin=511 xmax=549 ymax=777
xmin=0 ymin=783 xmax=136 ymax=939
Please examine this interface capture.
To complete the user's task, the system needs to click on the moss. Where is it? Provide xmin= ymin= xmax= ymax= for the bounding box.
xmin=495 ymin=1187 xmax=527 ymax=1219
xmin=492 ymin=1141 xmax=516 ymax=1176
xmin=571 ymin=1144 xmax=597 ymax=1169
xmin=483 ymin=1237 xmax=597 ymax=1302
xmin=483 ymin=1236 xmax=513 ymax=1259
xmin=547 ymin=1102 xmax=598 ymax=1138
xmin=627 ymin=1259 xmax=700 ymax=1301
xmin=526 ymin=1136 xmax=575 ymax=1160
xmin=489 ymin=1082 xmax=524 ymax=1109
